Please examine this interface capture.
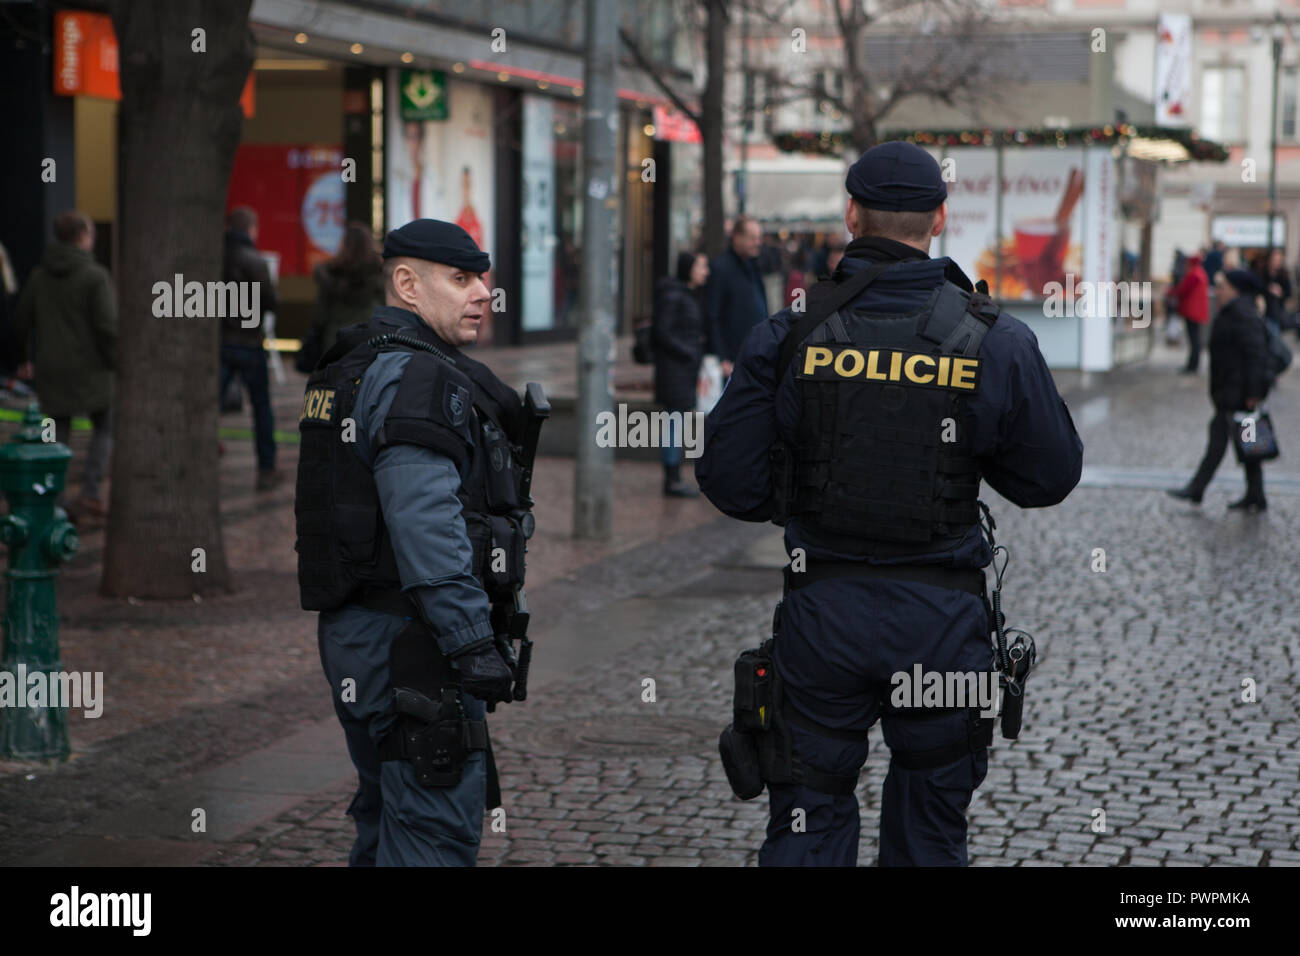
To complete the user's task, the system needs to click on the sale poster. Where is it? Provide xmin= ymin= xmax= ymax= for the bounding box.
xmin=226 ymin=145 xmax=345 ymax=277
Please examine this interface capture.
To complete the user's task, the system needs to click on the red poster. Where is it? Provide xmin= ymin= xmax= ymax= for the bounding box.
xmin=226 ymin=145 xmax=344 ymax=277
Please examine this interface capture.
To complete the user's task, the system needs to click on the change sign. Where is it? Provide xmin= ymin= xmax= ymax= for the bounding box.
xmin=400 ymin=69 xmax=448 ymax=121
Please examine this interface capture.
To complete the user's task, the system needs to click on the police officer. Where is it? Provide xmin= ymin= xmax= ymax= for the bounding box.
xmin=295 ymin=219 xmax=536 ymax=867
xmin=699 ymin=142 xmax=1083 ymax=866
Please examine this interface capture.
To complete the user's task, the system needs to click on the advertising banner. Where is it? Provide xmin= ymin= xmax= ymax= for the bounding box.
xmin=54 ymin=11 xmax=254 ymax=115
xmin=940 ymin=147 xmax=1085 ymax=301
xmin=1155 ymin=13 xmax=1193 ymax=127
xmin=386 ymin=74 xmax=494 ymax=257
xmin=226 ymin=145 xmax=344 ymax=277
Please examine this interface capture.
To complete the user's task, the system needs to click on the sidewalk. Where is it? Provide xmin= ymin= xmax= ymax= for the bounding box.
xmin=3 ymin=331 xmax=1300 ymax=866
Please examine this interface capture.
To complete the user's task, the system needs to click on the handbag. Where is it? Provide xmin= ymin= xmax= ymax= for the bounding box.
xmin=1232 ymin=408 xmax=1280 ymax=463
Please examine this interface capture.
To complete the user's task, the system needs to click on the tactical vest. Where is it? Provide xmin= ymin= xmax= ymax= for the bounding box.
xmin=772 ymin=264 xmax=1000 ymax=556
xmin=295 ymin=316 xmax=532 ymax=612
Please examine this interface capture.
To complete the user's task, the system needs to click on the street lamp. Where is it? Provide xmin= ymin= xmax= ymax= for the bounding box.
xmin=1267 ymin=13 xmax=1286 ymax=261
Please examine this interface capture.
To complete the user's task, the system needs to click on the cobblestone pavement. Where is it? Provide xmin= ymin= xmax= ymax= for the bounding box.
xmin=199 ymin=338 xmax=1300 ymax=867
xmin=5 ymin=337 xmax=1300 ymax=866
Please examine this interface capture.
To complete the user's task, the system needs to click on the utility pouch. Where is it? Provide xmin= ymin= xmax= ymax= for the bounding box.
xmin=481 ymin=418 xmax=522 ymax=513
xmin=718 ymin=724 xmax=764 ymax=800
xmin=733 ymin=641 xmax=776 ymax=733
xmin=485 ymin=513 xmax=527 ymax=594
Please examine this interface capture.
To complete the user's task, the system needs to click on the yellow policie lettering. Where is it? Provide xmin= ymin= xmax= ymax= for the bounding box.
xmin=300 ymin=387 xmax=336 ymax=422
xmin=904 ymin=353 xmax=935 ymax=384
xmin=803 ymin=346 xmax=834 ymax=375
xmin=801 ymin=347 xmax=981 ymax=391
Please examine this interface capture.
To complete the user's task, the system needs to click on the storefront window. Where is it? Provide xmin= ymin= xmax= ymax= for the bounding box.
xmin=521 ymin=94 xmax=584 ymax=333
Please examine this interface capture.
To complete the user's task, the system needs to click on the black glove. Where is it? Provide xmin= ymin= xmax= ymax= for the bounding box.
xmin=451 ymin=639 xmax=514 ymax=704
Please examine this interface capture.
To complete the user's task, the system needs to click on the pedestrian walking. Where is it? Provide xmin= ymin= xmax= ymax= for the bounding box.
xmin=699 ymin=142 xmax=1082 ymax=867
xmin=11 ymin=210 xmax=116 ymax=523
xmin=653 ymin=251 xmax=708 ymax=497
xmin=1169 ymin=252 xmax=1209 ymax=373
xmin=220 ymin=206 xmax=281 ymax=490
xmin=296 ymin=219 xmax=546 ymax=866
xmin=706 ymin=217 xmax=768 ymax=380
xmin=1167 ymin=269 xmax=1273 ymax=513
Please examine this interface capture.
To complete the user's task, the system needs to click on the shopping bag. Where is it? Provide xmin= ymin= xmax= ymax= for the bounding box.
xmin=1232 ymin=409 xmax=1280 ymax=463
xmin=697 ymin=355 xmax=724 ymax=414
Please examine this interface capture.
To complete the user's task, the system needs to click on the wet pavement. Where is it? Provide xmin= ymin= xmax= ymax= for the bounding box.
xmin=2 ymin=333 xmax=1299 ymax=866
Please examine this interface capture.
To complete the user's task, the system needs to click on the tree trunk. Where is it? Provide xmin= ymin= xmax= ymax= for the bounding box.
xmin=702 ymin=0 xmax=727 ymax=254
xmin=102 ymin=0 xmax=253 ymax=597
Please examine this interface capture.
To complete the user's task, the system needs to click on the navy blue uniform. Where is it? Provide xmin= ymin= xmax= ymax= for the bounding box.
xmin=698 ymin=240 xmax=1083 ymax=865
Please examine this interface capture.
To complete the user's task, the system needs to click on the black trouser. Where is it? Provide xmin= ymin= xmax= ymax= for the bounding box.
xmin=1183 ymin=317 xmax=1202 ymax=371
xmin=1189 ymin=408 xmax=1264 ymax=502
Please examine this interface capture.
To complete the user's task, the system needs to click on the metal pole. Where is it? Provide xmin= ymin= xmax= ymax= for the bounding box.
xmin=573 ymin=0 xmax=617 ymax=539
xmin=1268 ymin=19 xmax=1282 ymax=261
xmin=738 ymin=3 xmax=748 ymax=216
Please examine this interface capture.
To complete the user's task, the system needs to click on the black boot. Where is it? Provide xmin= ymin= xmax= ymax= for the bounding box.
xmin=1227 ymin=497 xmax=1266 ymax=513
xmin=1166 ymin=486 xmax=1202 ymax=504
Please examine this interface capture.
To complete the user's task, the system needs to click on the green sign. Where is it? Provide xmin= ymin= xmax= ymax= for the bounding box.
xmin=399 ymin=69 xmax=447 ymax=121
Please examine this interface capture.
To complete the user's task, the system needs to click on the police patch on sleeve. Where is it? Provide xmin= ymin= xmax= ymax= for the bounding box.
xmin=443 ymin=383 xmax=470 ymax=428
xmin=796 ymin=344 xmax=981 ymax=392
xmin=299 ymin=386 xmax=339 ymax=423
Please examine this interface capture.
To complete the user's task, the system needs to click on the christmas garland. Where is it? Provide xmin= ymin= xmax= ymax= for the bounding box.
xmin=772 ymin=125 xmax=1229 ymax=162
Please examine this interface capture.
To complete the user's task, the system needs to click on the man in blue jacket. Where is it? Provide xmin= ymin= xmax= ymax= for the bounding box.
xmin=699 ymin=142 xmax=1083 ymax=866
xmin=296 ymin=220 xmax=528 ymax=866
xmin=706 ymin=217 xmax=768 ymax=378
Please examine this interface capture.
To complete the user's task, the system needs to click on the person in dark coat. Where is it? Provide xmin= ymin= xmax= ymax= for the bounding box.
xmin=705 ymin=217 xmax=767 ymax=377
xmin=652 ymin=251 xmax=708 ymax=496
xmin=1255 ymin=248 xmax=1292 ymax=331
xmin=1168 ymin=269 xmax=1272 ymax=512
xmin=12 ymin=210 xmax=117 ymax=521
xmin=220 ymin=206 xmax=281 ymax=490
xmin=310 ymin=222 xmax=384 ymax=351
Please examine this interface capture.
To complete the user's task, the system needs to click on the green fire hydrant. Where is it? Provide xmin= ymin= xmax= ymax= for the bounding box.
xmin=0 ymin=403 xmax=79 ymax=761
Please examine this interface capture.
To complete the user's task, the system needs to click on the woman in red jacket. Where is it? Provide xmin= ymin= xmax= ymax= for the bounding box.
xmin=1171 ymin=253 xmax=1210 ymax=373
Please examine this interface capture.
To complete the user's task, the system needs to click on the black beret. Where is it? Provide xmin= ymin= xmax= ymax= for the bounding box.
xmin=846 ymin=141 xmax=947 ymax=212
xmin=1224 ymin=269 xmax=1265 ymax=296
xmin=382 ymin=218 xmax=491 ymax=272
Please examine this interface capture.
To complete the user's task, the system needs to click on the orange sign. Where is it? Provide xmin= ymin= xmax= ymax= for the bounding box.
xmin=53 ymin=11 xmax=254 ymax=117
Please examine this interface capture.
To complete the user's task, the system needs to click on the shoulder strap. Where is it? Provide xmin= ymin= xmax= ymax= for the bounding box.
xmin=917 ymin=283 xmax=1001 ymax=357
xmin=776 ymin=260 xmax=893 ymax=384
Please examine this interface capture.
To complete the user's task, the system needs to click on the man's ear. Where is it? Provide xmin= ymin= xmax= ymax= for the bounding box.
xmin=845 ymin=197 xmax=858 ymax=239
xmin=390 ymin=260 xmax=421 ymax=306
xmin=931 ymin=203 xmax=948 ymax=238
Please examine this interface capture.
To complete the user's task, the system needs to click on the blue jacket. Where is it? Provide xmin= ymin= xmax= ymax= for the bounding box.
xmin=326 ymin=305 xmax=494 ymax=658
xmin=697 ymin=238 xmax=1083 ymax=571
xmin=706 ymin=247 xmax=769 ymax=362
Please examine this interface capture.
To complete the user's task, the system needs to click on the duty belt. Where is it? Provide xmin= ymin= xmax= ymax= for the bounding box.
xmin=782 ymin=561 xmax=986 ymax=598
